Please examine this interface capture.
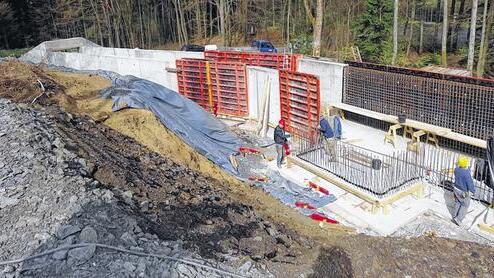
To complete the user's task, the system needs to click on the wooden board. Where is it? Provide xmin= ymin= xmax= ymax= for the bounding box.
xmin=330 ymin=103 xmax=487 ymax=149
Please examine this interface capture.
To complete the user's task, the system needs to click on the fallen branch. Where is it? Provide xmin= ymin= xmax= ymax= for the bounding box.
xmin=31 ymin=79 xmax=46 ymax=104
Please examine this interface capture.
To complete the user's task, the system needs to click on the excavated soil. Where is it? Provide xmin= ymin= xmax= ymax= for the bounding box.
xmin=1 ymin=60 xmax=494 ymax=277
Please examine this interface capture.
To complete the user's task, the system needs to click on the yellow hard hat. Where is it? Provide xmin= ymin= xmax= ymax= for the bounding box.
xmin=457 ymin=156 xmax=469 ymax=168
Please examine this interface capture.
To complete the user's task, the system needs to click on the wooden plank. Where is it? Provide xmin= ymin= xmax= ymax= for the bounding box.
xmin=478 ymin=223 xmax=494 ymax=234
xmin=331 ymin=103 xmax=487 ymax=149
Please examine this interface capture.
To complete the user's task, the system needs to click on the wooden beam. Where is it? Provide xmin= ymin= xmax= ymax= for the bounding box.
xmin=478 ymin=223 xmax=494 ymax=234
xmin=330 ymin=103 xmax=487 ymax=149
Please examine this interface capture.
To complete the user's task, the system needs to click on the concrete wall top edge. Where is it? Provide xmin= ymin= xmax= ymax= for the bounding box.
xmin=299 ymin=58 xmax=348 ymax=68
xmin=80 ymin=46 xmax=204 ymax=57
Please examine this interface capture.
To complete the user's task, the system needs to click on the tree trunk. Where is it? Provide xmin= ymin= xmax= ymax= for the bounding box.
xmin=477 ymin=0 xmax=493 ymax=76
xmin=218 ymin=0 xmax=226 ymax=44
xmin=392 ymin=0 xmax=399 ymax=65
xmin=79 ymin=0 xmax=88 ymax=38
xmin=287 ymin=0 xmax=291 ymax=44
xmin=419 ymin=19 xmax=424 ymax=54
xmin=407 ymin=0 xmax=416 ymax=57
xmin=467 ymin=0 xmax=479 ymax=72
xmin=448 ymin=0 xmax=457 ymax=49
xmin=442 ymin=0 xmax=449 ymax=66
xmin=195 ymin=0 xmax=203 ymax=39
xmin=312 ymin=0 xmax=324 ymax=57
xmin=89 ymin=0 xmax=104 ymax=45
xmin=172 ymin=0 xmax=183 ymax=45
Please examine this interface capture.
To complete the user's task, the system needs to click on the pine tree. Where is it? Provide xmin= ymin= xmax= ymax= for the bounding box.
xmin=353 ymin=0 xmax=394 ymax=63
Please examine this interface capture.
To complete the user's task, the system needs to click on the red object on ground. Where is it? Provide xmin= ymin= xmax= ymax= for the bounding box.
xmin=283 ymin=143 xmax=290 ymax=156
xmin=310 ymin=213 xmax=339 ymax=224
xmin=248 ymin=176 xmax=268 ymax=182
xmin=295 ymin=201 xmax=316 ymax=210
xmin=308 ymin=181 xmax=329 ymax=195
xmin=278 ymin=119 xmax=286 ymax=127
xmin=239 ymin=147 xmax=261 ymax=155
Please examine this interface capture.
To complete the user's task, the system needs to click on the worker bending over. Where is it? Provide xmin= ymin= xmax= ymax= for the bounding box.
xmin=319 ymin=115 xmax=337 ymax=161
xmin=452 ymin=156 xmax=476 ymax=227
xmin=274 ymin=119 xmax=289 ymax=168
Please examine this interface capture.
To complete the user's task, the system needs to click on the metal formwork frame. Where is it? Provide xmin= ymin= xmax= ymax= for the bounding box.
xmin=210 ymin=61 xmax=248 ymax=117
xmin=176 ymin=59 xmax=210 ymax=110
xmin=279 ymin=70 xmax=321 ymax=137
xmin=205 ymin=50 xmax=299 ymax=71
xmin=176 ymin=58 xmax=248 ymax=117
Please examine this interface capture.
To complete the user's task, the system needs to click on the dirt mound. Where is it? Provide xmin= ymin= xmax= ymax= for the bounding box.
xmin=0 ymin=59 xmax=65 ymax=103
xmin=0 ymin=60 xmax=234 ymax=182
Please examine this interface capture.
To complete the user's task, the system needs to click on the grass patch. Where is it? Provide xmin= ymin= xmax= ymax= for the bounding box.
xmin=0 ymin=48 xmax=32 ymax=58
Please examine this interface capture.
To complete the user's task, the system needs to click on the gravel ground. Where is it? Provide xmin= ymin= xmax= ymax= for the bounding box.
xmin=0 ymin=99 xmax=317 ymax=277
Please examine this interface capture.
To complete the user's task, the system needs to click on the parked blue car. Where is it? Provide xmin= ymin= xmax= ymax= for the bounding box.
xmin=251 ymin=40 xmax=277 ymax=53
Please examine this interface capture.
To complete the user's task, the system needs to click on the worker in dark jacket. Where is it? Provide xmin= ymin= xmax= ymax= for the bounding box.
xmin=320 ymin=116 xmax=337 ymax=161
xmin=274 ymin=119 xmax=288 ymax=168
xmin=452 ymin=156 xmax=476 ymax=226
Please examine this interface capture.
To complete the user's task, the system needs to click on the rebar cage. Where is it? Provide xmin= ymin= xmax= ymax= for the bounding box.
xmin=293 ymin=129 xmax=494 ymax=203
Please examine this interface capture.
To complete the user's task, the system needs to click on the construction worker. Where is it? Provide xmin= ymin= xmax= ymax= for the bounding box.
xmin=328 ymin=108 xmax=342 ymax=139
xmin=319 ymin=115 xmax=337 ymax=161
xmin=452 ymin=156 xmax=476 ymax=227
xmin=274 ymin=119 xmax=288 ymax=168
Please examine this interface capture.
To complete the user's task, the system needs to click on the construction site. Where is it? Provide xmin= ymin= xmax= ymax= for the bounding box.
xmin=0 ymin=37 xmax=494 ymax=277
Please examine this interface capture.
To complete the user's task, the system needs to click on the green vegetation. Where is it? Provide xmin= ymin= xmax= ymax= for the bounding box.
xmin=353 ymin=0 xmax=394 ymax=64
xmin=0 ymin=48 xmax=31 ymax=58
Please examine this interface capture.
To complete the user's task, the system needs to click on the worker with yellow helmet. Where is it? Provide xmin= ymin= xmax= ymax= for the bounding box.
xmin=452 ymin=156 xmax=476 ymax=227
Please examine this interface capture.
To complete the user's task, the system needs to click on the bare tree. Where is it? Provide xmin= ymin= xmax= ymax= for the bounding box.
xmin=313 ymin=0 xmax=324 ymax=57
xmin=406 ymin=0 xmax=416 ymax=57
xmin=392 ymin=0 xmax=399 ymax=65
xmin=442 ymin=0 xmax=449 ymax=66
xmin=467 ymin=0 xmax=479 ymax=72
xmin=0 ymin=1 xmax=15 ymax=49
xmin=477 ymin=0 xmax=494 ymax=76
xmin=304 ymin=0 xmax=324 ymax=57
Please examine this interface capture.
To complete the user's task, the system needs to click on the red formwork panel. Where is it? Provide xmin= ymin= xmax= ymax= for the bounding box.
xmin=176 ymin=58 xmax=248 ymax=117
xmin=176 ymin=59 xmax=211 ymax=110
xmin=279 ymin=70 xmax=321 ymax=138
xmin=210 ymin=61 xmax=248 ymax=117
xmin=205 ymin=50 xmax=299 ymax=71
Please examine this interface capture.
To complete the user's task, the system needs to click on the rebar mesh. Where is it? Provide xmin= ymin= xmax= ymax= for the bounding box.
xmin=343 ymin=62 xmax=494 ymax=141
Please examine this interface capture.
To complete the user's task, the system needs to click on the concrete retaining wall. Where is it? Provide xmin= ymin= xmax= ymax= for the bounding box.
xmin=46 ymin=47 xmax=201 ymax=91
xmin=22 ymin=38 xmax=203 ymax=92
xmin=297 ymin=59 xmax=347 ymax=106
xmin=247 ymin=66 xmax=280 ymax=126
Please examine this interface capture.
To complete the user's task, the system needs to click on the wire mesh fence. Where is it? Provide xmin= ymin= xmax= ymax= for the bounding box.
xmin=292 ymin=128 xmax=494 ymax=204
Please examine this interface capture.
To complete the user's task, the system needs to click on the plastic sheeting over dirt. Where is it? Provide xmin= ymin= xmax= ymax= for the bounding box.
xmin=101 ymin=76 xmax=243 ymax=174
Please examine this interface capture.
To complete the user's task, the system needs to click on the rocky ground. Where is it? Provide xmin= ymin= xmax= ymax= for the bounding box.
xmin=1 ymin=60 xmax=494 ymax=277
xmin=0 ymin=99 xmax=323 ymax=277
